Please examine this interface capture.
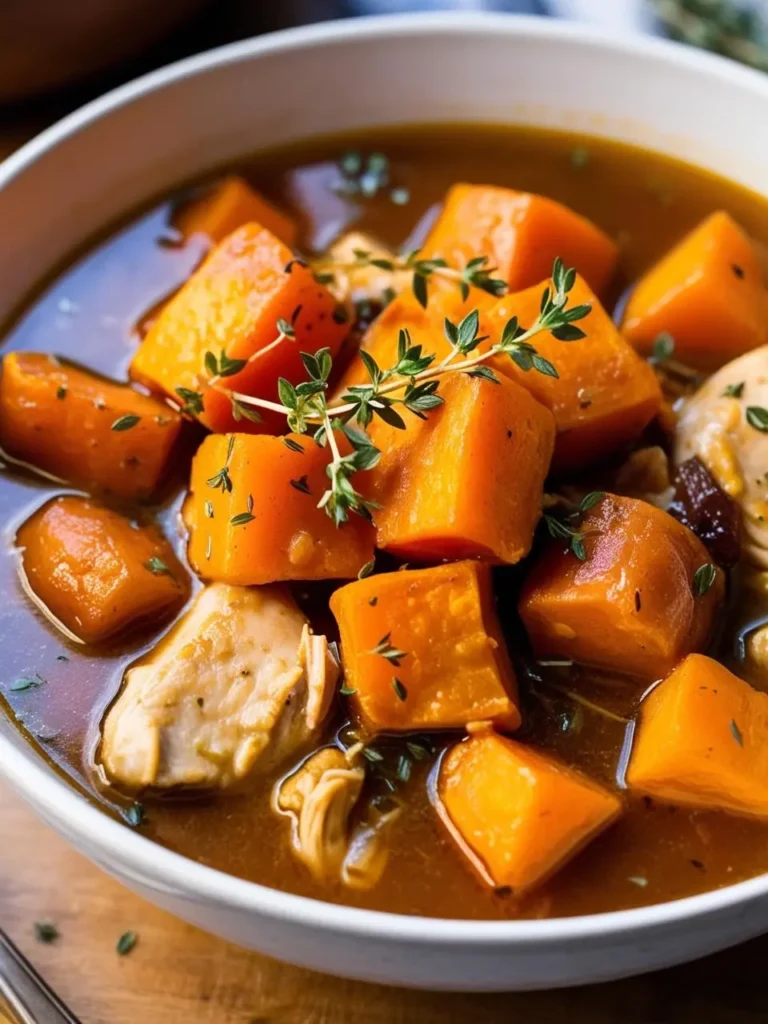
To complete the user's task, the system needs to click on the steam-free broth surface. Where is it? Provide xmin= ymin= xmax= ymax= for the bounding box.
xmin=3 ymin=124 xmax=768 ymax=920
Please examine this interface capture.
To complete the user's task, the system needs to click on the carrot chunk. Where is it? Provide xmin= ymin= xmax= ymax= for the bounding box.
xmin=184 ymin=432 xmax=374 ymax=584
xmin=330 ymin=561 xmax=520 ymax=734
xmin=483 ymin=274 xmax=662 ymax=472
xmin=519 ymin=494 xmax=723 ymax=680
xmin=627 ymin=654 xmax=768 ymax=819
xmin=130 ymin=224 xmax=347 ymax=435
xmin=438 ymin=730 xmax=621 ymax=891
xmin=174 ymin=175 xmax=297 ymax=247
xmin=366 ymin=372 xmax=555 ymax=564
xmin=17 ymin=496 xmax=189 ymax=645
xmin=423 ymin=184 xmax=619 ymax=296
xmin=622 ymin=212 xmax=768 ymax=367
xmin=0 ymin=352 xmax=183 ymax=501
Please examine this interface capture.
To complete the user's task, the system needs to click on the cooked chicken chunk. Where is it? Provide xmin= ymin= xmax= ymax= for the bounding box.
xmin=275 ymin=747 xmax=365 ymax=881
xmin=323 ymin=231 xmax=410 ymax=306
xmin=675 ymin=346 xmax=768 ymax=570
xmin=100 ymin=583 xmax=337 ymax=790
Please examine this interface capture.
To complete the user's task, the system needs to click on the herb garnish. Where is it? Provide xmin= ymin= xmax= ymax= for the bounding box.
xmin=283 ymin=437 xmax=305 ymax=454
xmin=358 ymin=559 xmax=376 ymax=580
xmin=116 ymin=931 xmax=138 ymax=956
xmin=339 ymin=683 xmax=357 ymax=696
xmin=544 ymin=491 xmax=605 ymax=561
xmin=722 ymin=381 xmax=745 ymax=398
xmin=370 ymin=633 xmax=407 ymax=666
xmin=143 ymin=557 xmax=171 ymax=576
xmin=693 ymin=563 xmax=718 ymax=597
xmin=34 ymin=921 xmax=59 ymax=943
xmin=111 ymin=414 xmax=140 ymax=432
xmin=730 ymin=719 xmax=744 ymax=747
xmin=746 ymin=406 xmax=768 ymax=433
xmin=10 ymin=673 xmax=45 ymax=692
xmin=220 ymin=259 xmax=589 ymax=527
xmin=230 ymin=494 xmax=255 ymax=526
xmin=206 ymin=435 xmax=235 ymax=492
xmin=650 ymin=331 xmax=675 ymax=365
xmin=125 ymin=802 xmax=144 ymax=827
xmin=290 ymin=475 xmax=311 ymax=495
xmin=56 ymin=385 xmax=67 ymax=400
xmin=392 ymin=678 xmax=408 ymax=702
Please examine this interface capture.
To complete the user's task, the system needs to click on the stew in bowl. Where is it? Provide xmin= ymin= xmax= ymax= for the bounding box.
xmin=2 ymin=121 xmax=768 ymax=923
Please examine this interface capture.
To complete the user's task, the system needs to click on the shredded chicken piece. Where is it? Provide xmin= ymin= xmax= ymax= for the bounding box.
xmin=611 ymin=446 xmax=674 ymax=508
xmin=100 ymin=583 xmax=337 ymax=791
xmin=323 ymin=231 xmax=410 ymax=306
xmin=675 ymin=346 xmax=768 ymax=569
xmin=275 ymin=747 xmax=365 ymax=881
xmin=341 ymin=802 xmax=402 ymax=891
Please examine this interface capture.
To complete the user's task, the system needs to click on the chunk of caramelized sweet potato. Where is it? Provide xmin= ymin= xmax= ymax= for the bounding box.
xmin=174 ymin=175 xmax=297 ymax=248
xmin=0 ymin=352 xmax=183 ymax=501
xmin=423 ymin=184 xmax=619 ymax=296
xmin=366 ymin=372 xmax=555 ymax=564
xmin=332 ymin=280 xmax=496 ymax=398
xmin=438 ymin=729 xmax=622 ymax=891
xmin=330 ymin=561 xmax=520 ymax=734
xmin=622 ymin=212 xmax=768 ymax=368
xmin=130 ymin=223 xmax=347 ymax=435
xmin=17 ymin=496 xmax=189 ymax=645
xmin=184 ymin=432 xmax=374 ymax=584
xmin=627 ymin=654 xmax=768 ymax=819
xmin=519 ymin=494 xmax=723 ymax=680
xmin=483 ymin=274 xmax=662 ymax=472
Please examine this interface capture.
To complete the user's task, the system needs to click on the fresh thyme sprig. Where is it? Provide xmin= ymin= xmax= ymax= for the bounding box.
xmin=225 ymin=259 xmax=590 ymax=526
xmin=544 ymin=490 xmax=606 ymax=561
xmin=312 ymin=246 xmax=508 ymax=309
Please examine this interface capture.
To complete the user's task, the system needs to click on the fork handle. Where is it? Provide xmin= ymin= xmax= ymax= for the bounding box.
xmin=0 ymin=930 xmax=79 ymax=1024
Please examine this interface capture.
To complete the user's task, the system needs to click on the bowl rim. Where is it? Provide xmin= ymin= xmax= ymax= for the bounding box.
xmin=3 ymin=9 xmax=768 ymax=947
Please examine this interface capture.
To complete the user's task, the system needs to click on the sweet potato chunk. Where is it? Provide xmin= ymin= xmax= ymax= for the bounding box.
xmin=184 ymin=432 xmax=374 ymax=584
xmin=0 ymin=353 xmax=183 ymax=501
xmin=519 ymin=495 xmax=723 ymax=680
xmin=622 ymin=212 xmax=768 ymax=367
xmin=423 ymin=184 xmax=619 ymax=296
xmin=438 ymin=730 xmax=621 ymax=891
xmin=483 ymin=274 xmax=662 ymax=472
xmin=174 ymin=175 xmax=297 ymax=247
xmin=333 ymin=280 xmax=496 ymax=397
xmin=131 ymin=223 xmax=347 ymax=434
xmin=627 ymin=654 xmax=768 ymax=819
xmin=330 ymin=561 xmax=520 ymax=734
xmin=367 ymin=372 xmax=555 ymax=564
xmin=17 ymin=496 xmax=188 ymax=645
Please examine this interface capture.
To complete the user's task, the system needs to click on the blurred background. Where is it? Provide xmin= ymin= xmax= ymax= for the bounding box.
xmin=0 ymin=0 xmax=766 ymax=121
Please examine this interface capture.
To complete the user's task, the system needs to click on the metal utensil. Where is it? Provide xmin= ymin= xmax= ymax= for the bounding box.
xmin=0 ymin=931 xmax=79 ymax=1024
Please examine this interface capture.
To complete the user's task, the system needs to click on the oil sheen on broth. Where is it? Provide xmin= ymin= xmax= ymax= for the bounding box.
xmin=2 ymin=124 xmax=768 ymax=921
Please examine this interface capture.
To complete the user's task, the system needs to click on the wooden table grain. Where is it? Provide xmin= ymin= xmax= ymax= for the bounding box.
xmin=2 ymin=21 xmax=768 ymax=1024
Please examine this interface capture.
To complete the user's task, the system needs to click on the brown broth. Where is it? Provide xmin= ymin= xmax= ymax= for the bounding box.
xmin=3 ymin=124 xmax=768 ymax=920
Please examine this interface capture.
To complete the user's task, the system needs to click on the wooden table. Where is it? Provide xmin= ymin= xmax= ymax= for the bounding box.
xmin=3 ymin=11 xmax=768 ymax=1023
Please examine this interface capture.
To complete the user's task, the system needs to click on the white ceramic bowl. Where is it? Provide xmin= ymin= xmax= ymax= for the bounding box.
xmin=2 ymin=12 xmax=768 ymax=992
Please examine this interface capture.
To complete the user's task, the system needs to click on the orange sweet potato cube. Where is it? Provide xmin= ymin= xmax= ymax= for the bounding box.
xmin=17 ymin=496 xmax=189 ymax=645
xmin=627 ymin=655 xmax=768 ymax=818
xmin=184 ymin=432 xmax=375 ymax=584
xmin=519 ymin=495 xmax=723 ymax=681
xmin=366 ymin=372 xmax=555 ymax=564
xmin=0 ymin=352 xmax=183 ymax=501
xmin=332 ymin=280 xmax=496 ymax=398
xmin=423 ymin=184 xmax=619 ymax=297
xmin=174 ymin=175 xmax=297 ymax=247
xmin=330 ymin=561 xmax=520 ymax=734
xmin=438 ymin=730 xmax=622 ymax=891
xmin=483 ymin=274 xmax=662 ymax=472
xmin=622 ymin=212 xmax=768 ymax=368
xmin=131 ymin=223 xmax=347 ymax=435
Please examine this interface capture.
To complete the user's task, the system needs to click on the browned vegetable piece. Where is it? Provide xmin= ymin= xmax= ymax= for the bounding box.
xmin=17 ymin=496 xmax=189 ymax=645
xmin=668 ymin=456 xmax=742 ymax=568
xmin=0 ymin=352 xmax=183 ymax=501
